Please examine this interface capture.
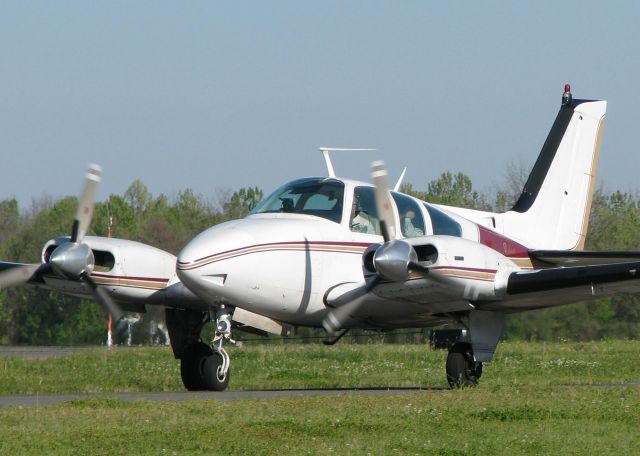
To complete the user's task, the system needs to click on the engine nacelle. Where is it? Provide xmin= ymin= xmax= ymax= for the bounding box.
xmin=41 ymin=236 xmax=188 ymax=308
xmin=405 ymin=235 xmax=520 ymax=301
xmin=362 ymin=243 xmax=382 ymax=276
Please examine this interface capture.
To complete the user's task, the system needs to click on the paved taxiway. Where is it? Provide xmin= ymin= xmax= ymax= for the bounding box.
xmin=0 ymin=345 xmax=97 ymax=359
xmin=0 ymin=388 xmax=434 ymax=407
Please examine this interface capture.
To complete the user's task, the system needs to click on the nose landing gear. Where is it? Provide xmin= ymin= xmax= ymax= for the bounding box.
xmin=203 ymin=311 xmax=238 ymax=391
xmin=178 ymin=307 xmax=238 ymax=392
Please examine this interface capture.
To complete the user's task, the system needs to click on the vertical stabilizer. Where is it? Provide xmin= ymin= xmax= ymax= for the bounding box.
xmin=501 ymin=86 xmax=606 ymax=250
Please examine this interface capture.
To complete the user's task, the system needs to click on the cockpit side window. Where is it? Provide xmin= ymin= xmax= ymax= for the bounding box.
xmin=423 ymin=204 xmax=463 ymax=237
xmin=391 ymin=192 xmax=425 ymax=238
xmin=250 ymin=178 xmax=344 ymax=223
xmin=350 ymin=186 xmax=381 ymax=235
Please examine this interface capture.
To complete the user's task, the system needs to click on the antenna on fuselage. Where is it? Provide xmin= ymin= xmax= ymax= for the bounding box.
xmin=319 ymin=147 xmax=376 ymax=178
xmin=393 ymin=167 xmax=407 ymax=192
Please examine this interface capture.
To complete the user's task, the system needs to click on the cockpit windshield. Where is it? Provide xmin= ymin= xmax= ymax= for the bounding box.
xmin=250 ymin=177 xmax=345 ymax=223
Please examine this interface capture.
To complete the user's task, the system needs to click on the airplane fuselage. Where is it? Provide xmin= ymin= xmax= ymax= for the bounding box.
xmin=176 ymin=177 xmax=528 ymax=329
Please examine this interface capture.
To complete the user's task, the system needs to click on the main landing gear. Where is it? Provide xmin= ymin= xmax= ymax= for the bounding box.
xmin=446 ymin=342 xmax=482 ymax=388
xmin=168 ymin=307 xmax=238 ymax=392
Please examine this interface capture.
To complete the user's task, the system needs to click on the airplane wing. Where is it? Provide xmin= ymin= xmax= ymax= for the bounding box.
xmin=326 ymin=260 xmax=640 ymax=328
xmin=530 ymin=250 xmax=640 ymax=266
xmin=478 ymin=260 xmax=640 ymax=312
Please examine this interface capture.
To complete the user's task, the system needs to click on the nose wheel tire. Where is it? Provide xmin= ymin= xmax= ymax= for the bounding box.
xmin=180 ymin=342 xmax=213 ymax=391
xmin=446 ymin=342 xmax=482 ymax=388
xmin=203 ymin=352 xmax=230 ymax=391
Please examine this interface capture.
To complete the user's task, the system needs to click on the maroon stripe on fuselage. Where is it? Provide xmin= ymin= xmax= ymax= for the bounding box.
xmin=91 ymin=273 xmax=169 ymax=283
xmin=179 ymin=241 xmax=372 ymax=266
xmin=431 ymin=265 xmax=498 ymax=274
xmin=477 ymin=225 xmax=529 ymax=258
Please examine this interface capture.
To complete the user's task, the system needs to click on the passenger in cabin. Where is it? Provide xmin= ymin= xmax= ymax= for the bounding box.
xmin=401 ymin=210 xmax=424 ymax=237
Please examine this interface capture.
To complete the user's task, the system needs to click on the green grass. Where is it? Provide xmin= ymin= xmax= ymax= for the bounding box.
xmin=0 ymin=341 xmax=639 ymax=455
xmin=0 ymin=340 xmax=638 ymax=394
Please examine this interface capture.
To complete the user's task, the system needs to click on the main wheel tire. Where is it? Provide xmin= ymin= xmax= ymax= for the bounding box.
xmin=180 ymin=342 xmax=213 ymax=391
xmin=202 ymin=352 xmax=230 ymax=391
xmin=446 ymin=342 xmax=482 ymax=388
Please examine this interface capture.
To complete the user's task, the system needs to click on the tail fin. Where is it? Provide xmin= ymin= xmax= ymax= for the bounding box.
xmin=501 ymin=87 xmax=607 ymax=250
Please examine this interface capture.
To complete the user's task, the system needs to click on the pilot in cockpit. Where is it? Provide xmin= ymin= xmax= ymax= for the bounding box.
xmin=280 ymin=198 xmax=295 ymax=212
xmin=350 ymin=194 xmax=375 ymax=234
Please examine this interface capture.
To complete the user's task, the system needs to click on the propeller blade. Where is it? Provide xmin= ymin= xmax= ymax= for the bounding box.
xmin=322 ymin=276 xmax=380 ymax=334
xmin=82 ymin=273 xmax=123 ymax=321
xmin=371 ymin=161 xmax=396 ymax=243
xmin=0 ymin=264 xmax=42 ymax=289
xmin=71 ymin=164 xmax=102 ymax=243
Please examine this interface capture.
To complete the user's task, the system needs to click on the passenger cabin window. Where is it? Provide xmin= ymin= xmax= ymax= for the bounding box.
xmin=391 ymin=192 xmax=426 ymax=238
xmin=250 ymin=178 xmax=344 ymax=223
xmin=350 ymin=186 xmax=381 ymax=235
xmin=424 ymin=204 xmax=463 ymax=237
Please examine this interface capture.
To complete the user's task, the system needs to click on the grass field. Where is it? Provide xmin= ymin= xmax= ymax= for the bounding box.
xmin=0 ymin=341 xmax=639 ymax=454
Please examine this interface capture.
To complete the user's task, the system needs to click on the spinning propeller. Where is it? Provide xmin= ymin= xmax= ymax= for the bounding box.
xmin=0 ymin=165 xmax=123 ymax=321
xmin=322 ymin=161 xmax=431 ymax=334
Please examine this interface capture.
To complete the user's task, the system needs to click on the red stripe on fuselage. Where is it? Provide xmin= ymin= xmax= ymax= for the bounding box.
xmin=179 ymin=241 xmax=372 ymax=266
xmin=91 ymin=273 xmax=169 ymax=283
xmin=477 ymin=225 xmax=529 ymax=258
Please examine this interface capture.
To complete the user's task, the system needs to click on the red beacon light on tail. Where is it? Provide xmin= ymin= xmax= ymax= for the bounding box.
xmin=562 ymin=83 xmax=572 ymax=106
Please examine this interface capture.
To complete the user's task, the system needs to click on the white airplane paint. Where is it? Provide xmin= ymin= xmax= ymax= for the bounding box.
xmin=2 ymin=85 xmax=639 ymax=391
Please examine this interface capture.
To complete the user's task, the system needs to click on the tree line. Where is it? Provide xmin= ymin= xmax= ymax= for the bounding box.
xmin=0 ymin=169 xmax=639 ymax=345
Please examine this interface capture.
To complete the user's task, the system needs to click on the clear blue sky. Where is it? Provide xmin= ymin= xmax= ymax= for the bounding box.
xmin=1 ymin=1 xmax=639 ymax=209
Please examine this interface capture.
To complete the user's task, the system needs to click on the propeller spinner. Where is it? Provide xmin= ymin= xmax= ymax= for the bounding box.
xmin=0 ymin=165 xmax=123 ymax=321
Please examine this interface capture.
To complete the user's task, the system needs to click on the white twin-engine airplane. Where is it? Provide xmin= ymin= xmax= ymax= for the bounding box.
xmin=1 ymin=86 xmax=638 ymax=391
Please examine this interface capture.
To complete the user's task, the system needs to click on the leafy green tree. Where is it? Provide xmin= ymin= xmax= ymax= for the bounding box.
xmin=93 ymin=195 xmax=138 ymax=239
xmin=492 ymin=161 xmax=529 ymax=213
xmin=0 ymin=199 xmax=19 ymax=245
xmin=426 ymin=171 xmax=486 ymax=209
xmin=403 ymin=172 xmax=488 ymax=210
xmin=586 ymin=190 xmax=640 ymax=250
xmin=223 ymin=187 xmax=264 ymax=219
xmin=124 ymin=179 xmax=152 ymax=216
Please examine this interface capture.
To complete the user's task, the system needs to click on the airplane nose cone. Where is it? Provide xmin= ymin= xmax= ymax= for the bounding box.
xmin=177 ymin=220 xmax=253 ymax=299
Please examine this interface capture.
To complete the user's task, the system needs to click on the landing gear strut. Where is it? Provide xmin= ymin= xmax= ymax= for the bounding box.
xmin=175 ymin=307 xmax=238 ymax=392
xmin=446 ymin=342 xmax=482 ymax=388
xmin=204 ymin=310 xmax=237 ymax=391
